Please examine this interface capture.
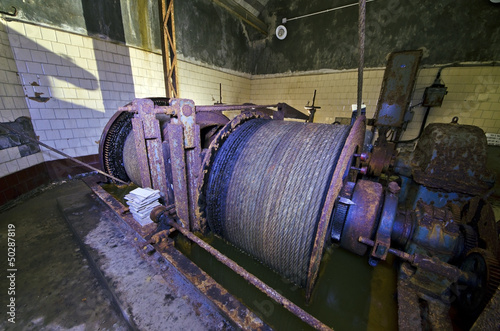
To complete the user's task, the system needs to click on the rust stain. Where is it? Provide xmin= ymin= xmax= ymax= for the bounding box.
xmin=28 ymin=92 xmax=50 ymax=103
xmin=168 ymin=218 xmax=333 ymax=331
xmin=411 ymin=123 xmax=495 ymax=195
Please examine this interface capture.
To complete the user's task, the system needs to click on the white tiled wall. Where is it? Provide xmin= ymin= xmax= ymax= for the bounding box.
xmin=2 ymin=18 xmax=499 ymax=180
xmin=250 ymin=69 xmax=384 ymax=124
xmin=1 ymin=19 xmax=165 ymax=177
xmin=249 ymin=66 xmax=500 ymax=139
xmin=178 ymin=60 xmax=251 ymax=105
xmin=0 ymin=21 xmax=44 ymax=178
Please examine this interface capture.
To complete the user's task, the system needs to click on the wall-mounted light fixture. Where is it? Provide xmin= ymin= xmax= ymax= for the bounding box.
xmin=275 ymin=25 xmax=287 ymax=40
xmin=276 ymin=0 xmax=375 ymax=40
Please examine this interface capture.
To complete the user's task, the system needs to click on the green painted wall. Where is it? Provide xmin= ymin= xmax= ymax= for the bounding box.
xmin=3 ymin=0 xmax=499 ymax=74
xmin=175 ymin=0 xmax=253 ymax=73
xmin=2 ymin=0 xmax=161 ymax=52
xmin=252 ymin=0 xmax=500 ymax=74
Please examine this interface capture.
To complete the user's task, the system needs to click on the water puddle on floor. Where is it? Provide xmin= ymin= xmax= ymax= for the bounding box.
xmin=173 ymin=231 xmax=398 ymax=331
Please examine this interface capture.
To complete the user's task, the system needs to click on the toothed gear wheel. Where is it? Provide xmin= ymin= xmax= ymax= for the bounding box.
xmin=458 ymin=248 xmax=500 ymax=317
xmin=99 ymin=110 xmax=135 ymax=182
xmin=461 ymin=224 xmax=479 ymax=255
xmin=331 ymin=203 xmax=349 ymax=242
xmin=330 ymin=182 xmax=355 ymax=242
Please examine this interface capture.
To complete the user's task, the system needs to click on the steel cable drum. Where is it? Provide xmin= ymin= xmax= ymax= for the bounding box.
xmin=200 ymin=116 xmax=351 ymax=287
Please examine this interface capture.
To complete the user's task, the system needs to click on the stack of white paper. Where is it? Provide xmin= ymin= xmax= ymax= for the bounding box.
xmin=124 ymin=187 xmax=161 ymax=226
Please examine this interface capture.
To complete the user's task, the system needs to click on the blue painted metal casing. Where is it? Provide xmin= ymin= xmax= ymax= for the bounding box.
xmin=411 ymin=123 xmax=495 ymax=196
xmin=405 ymin=201 xmax=462 ymax=263
xmin=411 ymin=185 xmax=470 ymax=210
xmin=374 ymin=50 xmax=422 ymax=128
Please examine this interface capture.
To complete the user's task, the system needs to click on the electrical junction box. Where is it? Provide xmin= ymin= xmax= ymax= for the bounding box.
xmin=486 ymin=133 xmax=500 ymax=146
xmin=422 ymin=85 xmax=448 ymax=107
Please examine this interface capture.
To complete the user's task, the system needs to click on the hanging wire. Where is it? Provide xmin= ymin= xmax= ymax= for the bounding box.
xmin=283 ymin=0 xmax=375 ymax=23
xmin=356 ymin=0 xmax=367 ymax=119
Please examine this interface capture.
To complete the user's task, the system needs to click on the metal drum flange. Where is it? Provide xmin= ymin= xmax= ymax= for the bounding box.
xmin=305 ymin=115 xmax=366 ymax=300
xmin=199 ymin=113 xmax=366 ymax=301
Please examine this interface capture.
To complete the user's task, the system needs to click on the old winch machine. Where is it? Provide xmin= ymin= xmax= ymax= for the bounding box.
xmin=97 ymin=52 xmax=500 ymax=330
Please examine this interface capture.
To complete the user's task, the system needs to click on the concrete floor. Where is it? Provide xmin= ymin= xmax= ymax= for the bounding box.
xmin=0 ymin=179 xmax=229 ymax=330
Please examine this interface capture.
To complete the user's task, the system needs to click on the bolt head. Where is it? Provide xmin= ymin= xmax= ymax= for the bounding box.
xmin=388 ymin=181 xmax=401 ymax=194
xmin=182 ymin=105 xmax=193 ymax=116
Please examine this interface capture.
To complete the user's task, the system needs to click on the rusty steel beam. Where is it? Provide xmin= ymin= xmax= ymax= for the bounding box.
xmin=84 ymin=177 xmax=157 ymax=238
xmin=356 ymin=0 xmax=366 ymax=118
xmin=167 ymin=123 xmax=190 ymax=229
xmin=173 ymin=99 xmax=202 ymax=231
xmin=195 ymin=104 xmax=278 ymax=112
xmin=84 ymin=177 xmax=269 ymax=330
xmin=159 ymin=244 xmax=270 ymax=330
xmin=167 ymin=219 xmax=334 ymax=331
xmin=131 ymin=117 xmax=152 ymax=188
xmin=159 ymin=0 xmax=179 ymax=98
xmin=305 ymin=115 xmax=366 ymax=302
xmin=212 ymin=0 xmax=268 ymax=36
xmin=142 ymin=112 xmax=170 ymax=198
xmin=185 ymin=127 xmax=201 ymax=232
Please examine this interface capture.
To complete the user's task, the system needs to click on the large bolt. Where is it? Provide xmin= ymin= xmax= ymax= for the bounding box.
xmin=350 ymin=166 xmax=367 ymax=174
xmin=354 ymin=153 xmax=369 ymax=161
xmin=388 ymin=181 xmax=400 ymax=195
xmin=182 ymin=105 xmax=193 ymax=116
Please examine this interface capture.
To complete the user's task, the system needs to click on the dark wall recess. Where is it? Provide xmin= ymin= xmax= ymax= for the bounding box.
xmin=3 ymin=0 xmax=499 ymax=75
xmin=0 ymin=117 xmax=40 ymax=157
xmin=175 ymin=0 xmax=253 ymax=73
xmin=3 ymin=0 xmax=161 ymax=52
xmin=251 ymin=0 xmax=500 ymax=74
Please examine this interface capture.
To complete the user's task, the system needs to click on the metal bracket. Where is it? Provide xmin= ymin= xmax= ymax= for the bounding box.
xmin=369 ymin=182 xmax=400 ymax=265
xmin=0 ymin=6 xmax=17 ymax=16
xmin=168 ymin=99 xmax=202 ymax=231
xmin=330 ymin=181 xmax=356 ymax=242
xmin=128 ymin=99 xmax=170 ymax=200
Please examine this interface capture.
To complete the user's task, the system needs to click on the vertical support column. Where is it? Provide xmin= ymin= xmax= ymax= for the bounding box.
xmin=159 ymin=0 xmax=179 ymax=98
xmin=167 ymin=123 xmax=190 ymax=228
xmin=131 ymin=99 xmax=170 ymax=200
xmin=142 ymin=113 xmax=169 ymax=199
xmin=185 ymin=127 xmax=201 ymax=232
xmin=168 ymin=99 xmax=202 ymax=231
xmin=131 ymin=117 xmax=152 ymax=188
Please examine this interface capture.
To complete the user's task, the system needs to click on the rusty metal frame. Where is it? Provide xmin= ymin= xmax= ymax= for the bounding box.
xmin=211 ymin=0 xmax=268 ymax=36
xmin=373 ymin=50 xmax=422 ymax=130
xmin=168 ymin=99 xmax=202 ymax=231
xmin=122 ymin=98 xmax=203 ymax=231
xmin=195 ymin=104 xmax=278 ymax=112
xmin=127 ymin=99 xmax=171 ymax=200
xmin=167 ymin=218 xmax=333 ymax=331
xmin=305 ymin=115 xmax=366 ymax=301
xmin=167 ymin=123 xmax=190 ymax=228
xmin=159 ymin=0 xmax=179 ymax=98
xmin=83 ymin=176 xmax=270 ymax=330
